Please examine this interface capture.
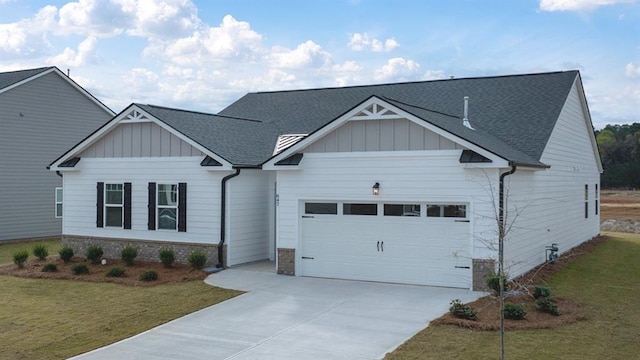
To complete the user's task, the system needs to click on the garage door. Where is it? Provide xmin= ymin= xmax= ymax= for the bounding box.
xmin=300 ymin=202 xmax=471 ymax=288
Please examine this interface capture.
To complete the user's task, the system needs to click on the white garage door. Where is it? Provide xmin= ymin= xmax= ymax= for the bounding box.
xmin=300 ymin=202 xmax=471 ymax=288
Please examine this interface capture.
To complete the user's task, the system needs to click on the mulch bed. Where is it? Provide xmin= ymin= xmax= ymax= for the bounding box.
xmin=0 ymin=256 xmax=207 ymax=287
xmin=432 ymin=235 xmax=608 ymax=331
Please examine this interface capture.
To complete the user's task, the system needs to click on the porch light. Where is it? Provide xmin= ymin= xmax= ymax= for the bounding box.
xmin=372 ymin=182 xmax=380 ymax=195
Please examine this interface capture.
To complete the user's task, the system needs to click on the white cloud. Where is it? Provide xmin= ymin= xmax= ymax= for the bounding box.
xmin=268 ymin=40 xmax=332 ymax=69
xmin=539 ymin=0 xmax=635 ymax=12
xmin=48 ymin=36 xmax=98 ymax=67
xmin=331 ymin=61 xmax=364 ymax=86
xmin=374 ymin=57 xmax=421 ymax=82
xmin=625 ymin=62 xmax=640 ymax=78
xmin=423 ymin=70 xmax=447 ymax=80
xmin=348 ymin=32 xmax=398 ymax=52
xmin=0 ymin=23 xmax=27 ymax=54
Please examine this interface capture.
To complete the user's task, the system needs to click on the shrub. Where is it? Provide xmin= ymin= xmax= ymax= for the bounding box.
xmin=106 ymin=267 xmax=126 ymax=278
xmin=32 ymin=244 xmax=49 ymax=260
xmin=486 ymin=272 xmax=508 ymax=294
xmin=86 ymin=245 xmax=104 ymax=264
xmin=72 ymin=264 xmax=89 ymax=275
xmin=536 ymin=298 xmax=560 ymax=316
xmin=159 ymin=248 xmax=175 ymax=268
xmin=13 ymin=250 xmax=29 ymax=268
xmin=121 ymin=246 xmax=138 ymax=266
xmin=59 ymin=246 xmax=74 ymax=263
xmin=139 ymin=270 xmax=158 ymax=281
xmin=187 ymin=249 xmax=207 ymax=269
xmin=533 ymin=285 xmax=552 ymax=299
xmin=449 ymin=299 xmax=477 ymax=320
xmin=503 ymin=303 xmax=527 ymax=320
xmin=42 ymin=263 xmax=58 ymax=272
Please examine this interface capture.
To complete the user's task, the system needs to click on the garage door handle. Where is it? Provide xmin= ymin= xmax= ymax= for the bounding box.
xmin=302 ymin=256 xmax=314 ymax=260
xmin=455 ymin=266 xmax=470 ymax=269
xmin=455 ymin=219 xmax=470 ymax=223
xmin=302 ymin=215 xmax=314 ymax=218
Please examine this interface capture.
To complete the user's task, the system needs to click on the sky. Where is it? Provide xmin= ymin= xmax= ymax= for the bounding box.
xmin=0 ymin=0 xmax=638 ymax=129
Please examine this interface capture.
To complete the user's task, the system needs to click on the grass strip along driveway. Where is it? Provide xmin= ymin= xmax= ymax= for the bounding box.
xmin=0 ymin=239 xmax=241 ymax=360
xmin=386 ymin=232 xmax=640 ymax=360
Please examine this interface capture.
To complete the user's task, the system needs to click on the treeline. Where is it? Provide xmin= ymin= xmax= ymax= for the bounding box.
xmin=595 ymin=123 xmax=640 ymax=189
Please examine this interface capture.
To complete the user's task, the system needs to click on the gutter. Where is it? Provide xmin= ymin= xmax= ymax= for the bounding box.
xmin=217 ymin=168 xmax=241 ymax=268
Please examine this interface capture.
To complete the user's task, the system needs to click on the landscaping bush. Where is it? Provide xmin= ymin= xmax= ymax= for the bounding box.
xmin=187 ymin=249 xmax=207 ymax=269
xmin=486 ymin=272 xmax=508 ymax=294
xmin=59 ymin=246 xmax=74 ymax=263
xmin=139 ymin=270 xmax=158 ymax=282
xmin=106 ymin=267 xmax=126 ymax=278
xmin=159 ymin=248 xmax=175 ymax=268
xmin=86 ymin=245 xmax=104 ymax=264
xmin=42 ymin=263 xmax=58 ymax=272
xmin=536 ymin=298 xmax=560 ymax=316
xmin=121 ymin=246 xmax=138 ymax=266
xmin=72 ymin=264 xmax=89 ymax=275
xmin=503 ymin=303 xmax=527 ymax=320
xmin=13 ymin=250 xmax=29 ymax=268
xmin=449 ymin=299 xmax=477 ymax=320
xmin=533 ymin=285 xmax=552 ymax=299
xmin=32 ymin=244 xmax=48 ymax=260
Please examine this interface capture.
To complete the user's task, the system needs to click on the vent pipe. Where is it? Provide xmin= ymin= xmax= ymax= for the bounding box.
xmin=463 ymin=96 xmax=474 ymax=130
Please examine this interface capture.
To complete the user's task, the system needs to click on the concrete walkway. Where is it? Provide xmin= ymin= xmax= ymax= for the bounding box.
xmin=71 ymin=264 xmax=482 ymax=360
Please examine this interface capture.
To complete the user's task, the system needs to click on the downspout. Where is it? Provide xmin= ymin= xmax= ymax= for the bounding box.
xmin=217 ymin=168 xmax=241 ymax=268
xmin=56 ymin=171 xmax=63 ymax=177
xmin=498 ymin=162 xmax=516 ymax=360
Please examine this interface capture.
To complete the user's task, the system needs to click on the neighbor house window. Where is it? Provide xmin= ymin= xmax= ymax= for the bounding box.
xmin=585 ymin=184 xmax=589 ymax=219
xmin=55 ymin=187 xmax=63 ymax=218
xmin=157 ymin=184 xmax=178 ymax=230
xmin=595 ymin=184 xmax=599 ymax=215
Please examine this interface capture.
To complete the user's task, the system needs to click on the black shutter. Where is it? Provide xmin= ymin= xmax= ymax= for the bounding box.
xmin=148 ymin=182 xmax=156 ymax=230
xmin=178 ymin=182 xmax=187 ymax=232
xmin=96 ymin=182 xmax=104 ymax=228
xmin=124 ymin=182 xmax=132 ymax=229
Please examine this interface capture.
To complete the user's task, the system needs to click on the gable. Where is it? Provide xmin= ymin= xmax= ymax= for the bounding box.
xmin=303 ymin=118 xmax=463 ymax=153
xmin=79 ymin=122 xmax=204 ymax=158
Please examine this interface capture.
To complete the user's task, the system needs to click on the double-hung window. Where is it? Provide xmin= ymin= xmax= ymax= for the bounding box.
xmin=55 ymin=187 xmax=63 ymax=218
xmin=157 ymin=184 xmax=178 ymax=230
xmin=105 ymin=184 xmax=124 ymax=227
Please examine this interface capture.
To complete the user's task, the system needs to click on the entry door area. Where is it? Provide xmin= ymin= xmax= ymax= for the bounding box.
xmin=299 ymin=202 xmax=472 ymax=288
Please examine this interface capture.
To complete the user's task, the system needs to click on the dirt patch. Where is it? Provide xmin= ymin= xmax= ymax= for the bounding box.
xmin=0 ymin=256 xmax=207 ymax=287
xmin=600 ymin=190 xmax=640 ymax=231
xmin=433 ymin=236 xmax=607 ymax=331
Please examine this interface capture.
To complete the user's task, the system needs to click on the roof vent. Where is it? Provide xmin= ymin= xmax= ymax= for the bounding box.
xmin=462 ymin=96 xmax=474 ymax=130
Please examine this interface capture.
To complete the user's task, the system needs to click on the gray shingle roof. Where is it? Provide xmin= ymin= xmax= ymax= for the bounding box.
xmin=0 ymin=67 xmax=53 ymax=91
xmin=219 ymin=71 xmax=579 ymax=166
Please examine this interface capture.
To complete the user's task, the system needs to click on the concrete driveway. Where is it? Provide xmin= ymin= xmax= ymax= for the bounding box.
xmin=71 ymin=263 xmax=482 ymax=360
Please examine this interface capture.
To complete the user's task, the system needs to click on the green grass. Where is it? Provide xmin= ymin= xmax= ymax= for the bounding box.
xmin=0 ymin=240 xmax=242 ymax=360
xmin=0 ymin=239 xmax=61 ymax=265
xmin=385 ymin=233 xmax=640 ymax=360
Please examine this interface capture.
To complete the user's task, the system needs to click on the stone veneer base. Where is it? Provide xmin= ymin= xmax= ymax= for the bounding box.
xmin=472 ymin=258 xmax=496 ymax=291
xmin=277 ymin=248 xmax=295 ymax=275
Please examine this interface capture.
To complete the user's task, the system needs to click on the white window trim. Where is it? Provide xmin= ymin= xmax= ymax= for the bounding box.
xmin=157 ymin=183 xmax=178 ymax=231
xmin=105 ymin=183 xmax=124 ymax=228
xmin=55 ymin=187 xmax=63 ymax=218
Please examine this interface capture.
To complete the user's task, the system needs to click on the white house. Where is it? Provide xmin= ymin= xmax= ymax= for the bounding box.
xmin=49 ymin=70 xmax=601 ymax=290
xmin=0 ymin=67 xmax=114 ymax=242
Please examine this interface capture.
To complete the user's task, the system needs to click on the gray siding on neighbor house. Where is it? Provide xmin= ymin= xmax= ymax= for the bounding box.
xmin=0 ymin=72 xmax=112 ymax=241
xmin=303 ymin=118 xmax=463 ymax=153
xmin=79 ymin=122 xmax=204 ymax=158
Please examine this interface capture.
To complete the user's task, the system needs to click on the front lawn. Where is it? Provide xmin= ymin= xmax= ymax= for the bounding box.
xmin=0 ymin=239 xmax=242 ymax=360
xmin=385 ymin=232 xmax=640 ymax=359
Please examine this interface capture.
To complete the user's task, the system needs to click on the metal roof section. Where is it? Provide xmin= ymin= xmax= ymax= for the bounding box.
xmin=275 ymin=153 xmax=304 ymax=166
xmin=200 ymin=156 xmax=223 ymax=166
xmin=273 ymin=134 xmax=307 ymax=155
xmin=59 ymin=157 xmax=81 ymax=167
xmin=459 ymin=150 xmax=491 ymax=163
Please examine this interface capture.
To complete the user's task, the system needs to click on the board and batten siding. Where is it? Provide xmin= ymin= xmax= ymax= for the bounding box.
xmin=275 ymin=151 xmax=501 ymax=273
xmin=227 ymin=169 xmax=272 ymax=266
xmin=80 ymin=123 xmax=204 ymax=158
xmin=303 ymin=118 xmax=463 ymax=153
xmin=503 ymin=80 xmax=601 ymax=278
xmin=0 ymin=72 xmax=112 ymax=241
xmin=62 ymin=157 xmax=230 ymax=244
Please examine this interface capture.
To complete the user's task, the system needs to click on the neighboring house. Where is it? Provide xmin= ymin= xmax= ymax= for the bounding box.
xmin=49 ymin=70 xmax=601 ymax=290
xmin=0 ymin=67 xmax=114 ymax=242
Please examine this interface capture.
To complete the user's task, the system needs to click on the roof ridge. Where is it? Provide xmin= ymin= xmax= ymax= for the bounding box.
xmin=251 ymin=70 xmax=579 ymax=95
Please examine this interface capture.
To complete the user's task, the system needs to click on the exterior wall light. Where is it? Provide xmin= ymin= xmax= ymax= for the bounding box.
xmin=372 ymin=182 xmax=380 ymax=195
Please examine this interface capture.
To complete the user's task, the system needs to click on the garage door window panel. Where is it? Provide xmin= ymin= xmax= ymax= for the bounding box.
xmin=305 ymin=202 xmax=338 ymax=215
xmin=427 ymin=204 xmax=467 ymax=218
xmin=384 ymin=204 xmax=420 ymax=216
xmin=343 ymin=203 xmax=377 ymax=215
